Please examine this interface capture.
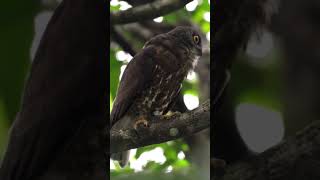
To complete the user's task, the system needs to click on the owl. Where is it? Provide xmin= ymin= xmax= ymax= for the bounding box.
xmin=110 ymin=26 xmax=202 ymax=167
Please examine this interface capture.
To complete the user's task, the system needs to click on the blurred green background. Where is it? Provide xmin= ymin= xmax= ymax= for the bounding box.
xmin=0 ymin=0 xmax=41 ymax=156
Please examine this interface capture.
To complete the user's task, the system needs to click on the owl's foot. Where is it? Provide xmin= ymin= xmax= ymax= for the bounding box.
xmin=163 ymin=111 xmax=181 ymax=120
xmin=211 ymin=158 xmax=226 ymax=177
xmin=134 ymin=117 xmax=149 ymax=130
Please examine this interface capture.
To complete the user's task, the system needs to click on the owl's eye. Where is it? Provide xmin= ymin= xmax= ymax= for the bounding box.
xmin=193 ymin=35 xmax=200 ymax=44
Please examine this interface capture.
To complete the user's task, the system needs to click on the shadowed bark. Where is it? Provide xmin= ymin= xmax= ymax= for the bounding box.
xmin=213 ymin=120 xmax=320 ymax=180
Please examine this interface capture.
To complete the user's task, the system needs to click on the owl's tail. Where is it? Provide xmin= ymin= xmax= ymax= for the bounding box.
xmin=111 ymin=151 xmax=130 ymax=167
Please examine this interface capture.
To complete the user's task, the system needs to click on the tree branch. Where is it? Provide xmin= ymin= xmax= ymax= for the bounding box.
xmin=213 ymin=120 xmax=320 ymax=180
xmin=110 ymin=0 xmax=192 ymax=25
xmin=110 ymin=26 xmax=137 ymax=56
xmin=110 ymin=100 xmax=210 ymax=153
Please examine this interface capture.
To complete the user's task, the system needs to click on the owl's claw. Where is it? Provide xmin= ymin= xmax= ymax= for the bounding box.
xmin=134 ymin=118 xmax=149 ymax=130
xmin=163 ymin=111 xmax=181 ymax=119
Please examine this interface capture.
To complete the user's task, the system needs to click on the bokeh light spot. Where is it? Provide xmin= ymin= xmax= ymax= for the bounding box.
xmin=186 ymin=0 xmax=198 ymax=11
xmin=183 ymin=94 xmax=199 ymax=110
xmin=236 ymin=103 xmax=284 ymax=153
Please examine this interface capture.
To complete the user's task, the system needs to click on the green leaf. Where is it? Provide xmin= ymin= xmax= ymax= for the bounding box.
xmin=173 ymin=159 xmax=190 ymax=168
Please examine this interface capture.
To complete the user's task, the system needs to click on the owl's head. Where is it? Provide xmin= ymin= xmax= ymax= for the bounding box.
xmin=167 ymin=26 xmax=203 ymax=57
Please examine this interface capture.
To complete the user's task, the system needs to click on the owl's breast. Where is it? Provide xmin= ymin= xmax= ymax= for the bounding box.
xmin=132 ymin=65 xmax=186 ymax=116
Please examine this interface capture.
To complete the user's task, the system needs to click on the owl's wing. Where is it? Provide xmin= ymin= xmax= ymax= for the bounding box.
xmin=110 ymin=47 xmax=156 ymax=126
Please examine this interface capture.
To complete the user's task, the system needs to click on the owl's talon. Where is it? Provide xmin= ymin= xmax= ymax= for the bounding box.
xmin=134 ymin=119 xmax=149 ymax=129
xmin=163 ymin=111 xmax=181 ymax=119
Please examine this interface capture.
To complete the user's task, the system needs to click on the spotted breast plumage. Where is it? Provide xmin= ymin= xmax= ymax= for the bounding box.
xmin=110 ymin=26 xmax=202 ymax=167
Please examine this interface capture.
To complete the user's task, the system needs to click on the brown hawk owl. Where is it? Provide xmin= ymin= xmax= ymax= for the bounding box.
xmin=111 ymin=26 xmax=202 ymax=167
